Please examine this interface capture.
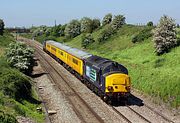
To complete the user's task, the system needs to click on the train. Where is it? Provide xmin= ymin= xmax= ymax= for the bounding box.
xmin=43 ymin=40 xmax=131 ymax=103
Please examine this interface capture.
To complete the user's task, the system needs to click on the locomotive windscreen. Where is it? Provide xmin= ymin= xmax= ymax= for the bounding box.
xmin=102 ymin=62 xmax=128 ymax=75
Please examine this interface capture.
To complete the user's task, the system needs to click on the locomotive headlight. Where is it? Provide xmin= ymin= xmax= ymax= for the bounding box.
xmin=107 ymin=86 xmax=113 ymax=91
xmin=125 ymin=86 xmax=131 ymax=91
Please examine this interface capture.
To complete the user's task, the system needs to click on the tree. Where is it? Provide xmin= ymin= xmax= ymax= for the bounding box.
xmin=97 ymin=25 xmax=115 ymax=43
xmin=5 ymin=42 xmax=34 ymax=73
xmin=92 ymin=19 xmax=101 ymax=31
xmin=177 ymin=24 xmax=180 ymax=28
xmin=51 ymin=24 xmax=62 ymax=37
xmin=80 ymin=17 xmax=93 ymax=33
xmin=153 ymin=15 xmax=177 ymax=55
xmin=102 ymin=13 xmax=112 ymax=26
xmin=64 ymin=20 xmax=81 ymax=38
xmin=81 ymin=33 xmax=95 ymax=48
xmin=111 ymin=15 xmax=125 ymax=30
xmin=147 ymin=21 xmax=153 ymax=27
xmin=0 ymin=19 xmax=5 ymax=35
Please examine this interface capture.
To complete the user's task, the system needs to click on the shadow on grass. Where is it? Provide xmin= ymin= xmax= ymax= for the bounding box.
xmin=112 ymin=94 xmax=144 ymax=107
xmin=26 ymin=96 xmax=42 ymax=105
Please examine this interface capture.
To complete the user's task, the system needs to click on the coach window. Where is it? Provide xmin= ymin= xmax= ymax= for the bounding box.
xmin=58 ymin=51 xmax=63 ymax=56
xmin=61 ymin=52 xmax=63 ymax=56
xmin=72 ymin=58 xmax=78 ymax=65
xmin=52 ymin=47 xmax=56 ymax=51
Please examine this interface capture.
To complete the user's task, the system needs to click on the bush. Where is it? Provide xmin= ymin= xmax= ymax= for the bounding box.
xmin=0 ymin=69 xmax=32 ymax=101
xmin=5 ymin=42 xmax=34 ymax=73
xmin=0 ymin=19 xmax=5 ymax=35
xmin=80 ymin=17 xmax=93 ymax=33
xmin=81 ymin=34 xmax=95 ymax=48
xmin=102 ymin=13 xmax=112 ymax=26
xmin=51 ymin=24 xmax=62 ymax=37
xmin=132 ymin=27 xmax=153 ymax=43
xmin=97 ymin=26 xmax=115 ymax=43
xmin=0 ymin=111 xmax=18 ymax=123
xmin=111 ymin=15 xmax=126 ymax=30
xmin=153 ymin=15 xmax=177 ymax=55
xmin=147 ymin=21 xmax=153 ymax=27
xmin=64 ymin=19 xmax=81 ymax=39
xmin=92 ymin=19 xmax=101 ymax=31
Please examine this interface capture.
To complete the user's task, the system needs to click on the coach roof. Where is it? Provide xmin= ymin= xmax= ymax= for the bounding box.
xmin=46 ymin=40 xmax=92 ymax=59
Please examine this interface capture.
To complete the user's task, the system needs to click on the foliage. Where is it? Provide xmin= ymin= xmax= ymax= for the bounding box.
xmin=50 ymin=24 xmax=66 ymax=37
xmin=97 ymin=25 xmax=116 ymax=43
xmin=5 ymin=42 xmax=34 ymax=73
xmin=64 ymin=19 xmax=81 ymax=39
xmin=81 ymin=33 xmax=95 ymax=48
xmin=177 ymin=24 xmax=180 ymax=28
xmin=147 ymin=21 xmax=153 ymax=27
xmin=0 ymin=68 xmax=32 ymax=101
xmin=132 ymin=27 xmax=153 ymax=43
xmin=0 ymin=111 xmax=18 ymax=123
xmin=111 ymin=15 xmax=126 ymax=30
xmin=80 ymin=17 xmax=93 ymax=33
xmin=102 ymin=13 xmax=112 ymax=26
xmin=32 ymin=25 xmax=48 ymax=37
xmin=0 ymin=19 xmax=5 ymax=35
xmin=59 ymin=24 xmax=66 ymax=36
xmin=0 ymin=32 xmax=15 ymax=47
xmin=153 ymin=15 xmax=177 ymax=55
xmin=92 ymin=19 xmax=101 ymax=31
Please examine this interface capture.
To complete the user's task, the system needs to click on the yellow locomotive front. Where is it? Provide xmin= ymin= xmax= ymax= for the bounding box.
xmin=105 ymin=73 xmax=131 ymax=99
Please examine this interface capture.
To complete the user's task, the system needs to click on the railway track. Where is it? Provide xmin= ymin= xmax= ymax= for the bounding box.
xmin=20 ymin=38 xmax=176 ymax=123
xmin=143 ymin=104 xmax=174 ymax=123
xmin=26 ymin=39 xmax=104 ymax=123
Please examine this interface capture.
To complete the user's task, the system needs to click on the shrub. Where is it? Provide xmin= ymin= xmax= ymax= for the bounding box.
xmin=0 ymin=69 xmax=32 ymax=101
xmin=0 ymin=19 xmax=5 ymax=35
xmin=51 ymin=24 xmax=62 ymax=37
xmin=147 ymin=21 xmax=153 ymax=27
xmin=92 ymin=19 xmax=101 ymax=31
xmin=102 ymin=13 xmax=112 ymax=26
xmin=132 ymin=27 xmax=153 ymax=43
xmin=111 ymin=15 xmax=126 ymax=30
xmin=5 ymin=42 xmax=34 ymax=73
xmin=81 ymin=34 xmax=95 ymax=48
xmin=97 ymin=26 xmax=115 ymax=43
xmin=80 ymin=17 xmax=93 ymax=33
xmin=64 ymin=19 xmax=81 ymax=39
xmin=0 ymin=111 xmax=18 ymax=123
xmin=153 ymin=15 xmax=177 ymax=55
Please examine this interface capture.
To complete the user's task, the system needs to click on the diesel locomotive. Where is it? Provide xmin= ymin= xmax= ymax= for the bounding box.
xmin=43 ymin=40 xmax=131 ymax=103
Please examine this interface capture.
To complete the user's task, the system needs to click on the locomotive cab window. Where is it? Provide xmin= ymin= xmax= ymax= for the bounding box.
xmin=102 ymin=62 xmax=128 ymax=74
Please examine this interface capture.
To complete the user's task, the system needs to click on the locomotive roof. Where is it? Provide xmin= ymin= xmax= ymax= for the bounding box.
xmin=85 ymin=55 xmax=128 ymax=74
xmin=85 ymin=55 xmax=112 ymax=67
xmin=46 ymin=40 xmax=92 ymax=59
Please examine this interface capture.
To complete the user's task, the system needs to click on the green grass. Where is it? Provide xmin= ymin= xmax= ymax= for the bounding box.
xmin=66 ymin=25 xmax=180 ymax=108
xmin=0 ymin=32 xmax=45 ymax=122
xmin=0 ymin=31 xmax=15 ymax=47
xmin=0 ymin=56 xmax=45 ymax=122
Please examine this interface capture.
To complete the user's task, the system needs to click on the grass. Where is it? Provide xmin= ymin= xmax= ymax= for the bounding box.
xmin=66 ymin=25 xmax=180 ymax=108
xmin=0 ymin=31 xmax=15 ymax=47
xmin=0 ymin=32 xmax=45 ymax=122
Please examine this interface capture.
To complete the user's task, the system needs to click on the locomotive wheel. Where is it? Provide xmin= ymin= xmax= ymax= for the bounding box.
xmin=103 ymin=96 xmax=108 ymax=102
